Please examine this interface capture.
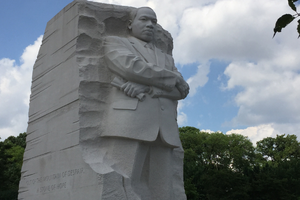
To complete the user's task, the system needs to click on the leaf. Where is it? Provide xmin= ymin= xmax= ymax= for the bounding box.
xmin=288 ymin=0 xmax=297 ymax=12
xmin=273 ymin=14 xmax=295 ymax=38
xmin=297 ymin=19 xmax=300 ymax=38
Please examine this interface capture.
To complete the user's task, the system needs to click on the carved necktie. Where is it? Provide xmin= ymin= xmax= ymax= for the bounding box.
xmin=144 ymin=43 xmax=156 ymax=64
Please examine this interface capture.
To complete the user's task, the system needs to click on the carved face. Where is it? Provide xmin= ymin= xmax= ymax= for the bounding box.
xmin=129 ymin=8 xmax=157 ymax=42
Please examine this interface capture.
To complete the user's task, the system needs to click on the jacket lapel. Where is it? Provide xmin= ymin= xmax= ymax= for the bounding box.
xmin=154 ymin=47 xmax=165 ymax=69
xmin=128 ymin=37 xmax=153 ymax=64
xmin=127 ymin=37 xmax=166 ymax=68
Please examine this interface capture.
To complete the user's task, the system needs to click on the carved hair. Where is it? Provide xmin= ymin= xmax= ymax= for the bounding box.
xmin=129 ymin=7 xmax=154 ymax=21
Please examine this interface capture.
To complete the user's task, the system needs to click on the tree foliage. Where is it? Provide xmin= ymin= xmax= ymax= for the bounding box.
xmin=273 ymin=0 xmax=300 ymax=38
xmin=179 ymin=127 xmax=300 ymax=200
xmin=0 ymin=133 xmax=26 ymax=200
xmin=180 ymin=127 xmax=255 ymax=200
xmin=256 ymin=134 xmax=300 ymax=164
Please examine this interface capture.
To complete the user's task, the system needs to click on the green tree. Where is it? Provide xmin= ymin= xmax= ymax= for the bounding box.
xmin=248 ymin=159 xmax=300 ymax=199
xmin=179 ymin=127 xmax=300 ymax=199
xmin=179 ymin=127 xmax=255 ymax=200
xmin=256 ymin=134 xmax=300 ymax=165
xmin=0 ymin=133 xmax=26 ymax=200
xmin=248 ymin=134 xmax=300 ymax=199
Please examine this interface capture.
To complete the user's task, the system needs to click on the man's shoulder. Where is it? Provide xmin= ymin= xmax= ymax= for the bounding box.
xmin=105 ymin=36 xmax=134 ymax=48
xmin=105 ymin=35 xmax=129 ymax=43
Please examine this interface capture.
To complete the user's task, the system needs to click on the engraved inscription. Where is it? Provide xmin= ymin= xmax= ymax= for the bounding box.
xmin=37 ymin=182 xmax=66 ymax=193
xmin=25 ymin=167 xmax=84 ymax=194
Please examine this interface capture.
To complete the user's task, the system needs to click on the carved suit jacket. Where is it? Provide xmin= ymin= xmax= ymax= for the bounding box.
xmin=103 ymin=36 xmax=184 ymax=147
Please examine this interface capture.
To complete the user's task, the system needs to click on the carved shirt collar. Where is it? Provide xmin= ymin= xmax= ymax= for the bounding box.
xmin=129 ymin=36 xmax=155 ymax=50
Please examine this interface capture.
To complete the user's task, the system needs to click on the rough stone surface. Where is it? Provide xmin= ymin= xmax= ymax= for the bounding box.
xmin=19 ymin=1 xmax=186 ymax=199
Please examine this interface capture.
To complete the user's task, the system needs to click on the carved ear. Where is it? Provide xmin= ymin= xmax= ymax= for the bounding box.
xmin=128 ymin=20 xmax=132 ymax=30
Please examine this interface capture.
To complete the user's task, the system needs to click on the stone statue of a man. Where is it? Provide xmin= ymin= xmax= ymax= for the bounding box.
xmin=98 ymin=7 xmax=189 ymax=200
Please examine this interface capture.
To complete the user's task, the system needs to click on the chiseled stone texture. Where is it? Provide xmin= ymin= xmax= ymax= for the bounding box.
xmin=19 ymin=1 xmax=185 ymax=199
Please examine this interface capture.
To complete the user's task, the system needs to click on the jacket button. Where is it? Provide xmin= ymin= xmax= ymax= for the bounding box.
xmin=161 ymin=106 xmax=164 ymax=110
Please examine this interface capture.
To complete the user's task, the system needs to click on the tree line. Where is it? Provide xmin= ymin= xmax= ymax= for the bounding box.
xmin=180 ymin=126 xmax=300 ymax=200
xmin=1 ymin=128 xmax=300 ymax=199
xmin=0 ymin=133 xmax=26 ymax=199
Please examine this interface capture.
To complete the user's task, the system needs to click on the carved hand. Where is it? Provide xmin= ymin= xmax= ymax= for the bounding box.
xmin=175 ymin=77 xmax=189 ymax=98
xmin=121 ymin=81 xmax=151 ymax=98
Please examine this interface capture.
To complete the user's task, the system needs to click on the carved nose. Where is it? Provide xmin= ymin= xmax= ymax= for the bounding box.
xmin=146 ymin=21 xmax=154 ymax=27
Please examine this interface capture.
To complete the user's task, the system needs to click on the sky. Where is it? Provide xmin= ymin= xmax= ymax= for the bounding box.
xmin=1 ymin=0 xmax=300 ymax=144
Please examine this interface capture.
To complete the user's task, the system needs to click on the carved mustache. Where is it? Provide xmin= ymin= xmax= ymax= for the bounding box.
xmin=143 ymin=29 xmax=154 ymax=33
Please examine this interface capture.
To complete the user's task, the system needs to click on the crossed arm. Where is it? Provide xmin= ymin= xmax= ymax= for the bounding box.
xmin=104 ymin=36 xmax=189 ymax=100
xmin=121 ymin=81 xmax=186 ymax=100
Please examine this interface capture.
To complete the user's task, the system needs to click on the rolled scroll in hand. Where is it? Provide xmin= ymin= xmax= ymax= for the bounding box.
xmin=111 ymin=77 xmax=146 ymax=101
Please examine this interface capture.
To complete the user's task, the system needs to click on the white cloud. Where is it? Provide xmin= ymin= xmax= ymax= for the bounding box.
xmin=226 ymin=124 xmax=279 ymax=145
xmin=177 ymin=100 xmax=188 ymax=126
xmin=205 ymin=1 xmax=300 ymax=140
xmin=225 ymin=123 xmax=300 ymax=145
xmin=187 ymin=63 xmax=210 ymax=96
xmin=174 ymin=0 xmax=291 ymax=64
xmin=0 ymin=35 xmax=42 ymax=141
xmin=177 ymin=100 xmax=185 ymax=111
xmin=201 ymin=129 xmax=217 ymax=134
xmin=223 ymin=47 xmax=300 ymax=132
xmin=177 ymin=111 xmax=188 ymax=126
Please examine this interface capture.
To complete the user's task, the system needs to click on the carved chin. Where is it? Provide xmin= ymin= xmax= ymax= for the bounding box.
xmin=140 ymin=34 xmax=153 ymax=42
